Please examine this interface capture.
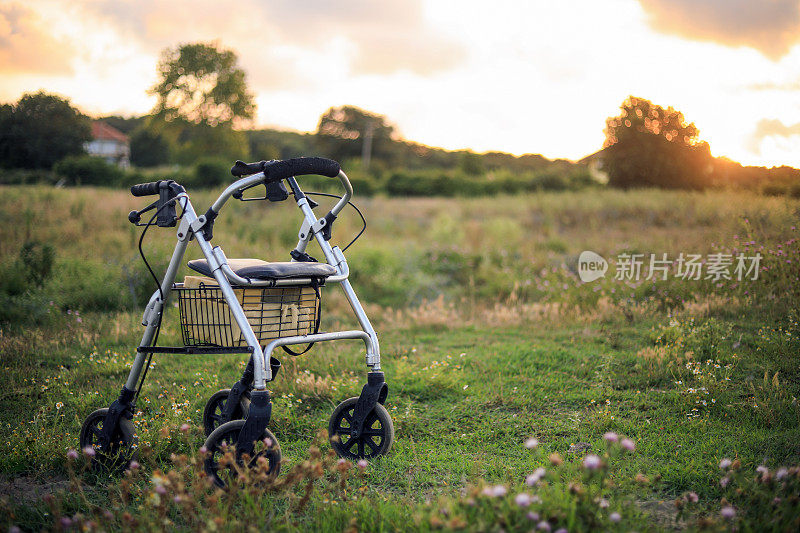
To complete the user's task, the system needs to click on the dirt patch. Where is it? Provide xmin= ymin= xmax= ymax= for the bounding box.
xmin=637 ymin=499 xmax=684 ymax=530
xmin=0 ymin=475 xmax=69 ymax=505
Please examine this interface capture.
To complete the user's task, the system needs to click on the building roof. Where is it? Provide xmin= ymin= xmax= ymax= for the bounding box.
xmin=91 ymin=121 xmax=129 ymax=143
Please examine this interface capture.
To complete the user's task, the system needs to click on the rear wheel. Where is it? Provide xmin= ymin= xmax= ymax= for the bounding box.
xmin=203 ymin=420 xmax=281 ymax=488
xmin=203 ymin=389 xmax=251 ymax=436
xmin=79 ymin=408 xmax=137 ymax=473
xmin=328 ymin=397 xmax=394 ymax=460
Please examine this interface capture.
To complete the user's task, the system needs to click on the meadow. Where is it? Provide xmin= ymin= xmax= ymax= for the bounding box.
xmin=1 ymin=184 xmax=799 ymax=531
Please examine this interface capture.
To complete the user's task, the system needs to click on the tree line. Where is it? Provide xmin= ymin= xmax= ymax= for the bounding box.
xmin=0 ymin=41 xmax=797 ymax=196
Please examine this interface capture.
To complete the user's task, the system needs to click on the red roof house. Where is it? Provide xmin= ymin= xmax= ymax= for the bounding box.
xmin=85 ymin=121 xmax=130 ymax=167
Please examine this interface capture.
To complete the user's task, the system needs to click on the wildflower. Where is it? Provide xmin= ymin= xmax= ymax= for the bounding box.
xmin=515 ymin=493 xmax=532 ymax=507
xmin=525 ymin=437 xmax=539 ymax=449
xmin=609 ymin=512 xmax=621 ymax=523
xmin=263 ymin=437 xmax=273 ymax=448
xmin=720 ymin=506 xmax=736 ymax=519
xmin=492 ymin=484 xmax=507 ymax=497
xmin=719 ymin=458 xmax=731 ymax=469
xmin=155 ymin=485 xmax=167 ymax=496
xmin=180 ymin=423 xmax=190 ymax=432
xmin=720 ymin=477 xmax=729 ymax=488
xmin=525 ymin=467 xmax=546 ymax=486
xmin=776 ymin=467 xmax=788 ymax=480
xmin=60 ymin=517 xmax=73 ymax=529
xmin=687 ymin=492 xmax=699 ymax=503
xmin=66 ymin=449 xmax=78 ymax=460
xmin=537 ymin=521 xmax=551 ymax=531
xmin=756 ymin=465 xmax=768 ymax=476
xmin=82 ymin=446 xmax=95 ymax=457
xmin=549 ymin=453 xmax=563 ymax=466
xmin=128 ymin=461 xmax=140 ymax=471
xmin=527 ymin=512 xmax=540 ymax=521
xmin=199 ymin=446 xmax=208 ymax=455
xmin=598 ymin=498 xmax=609 ymax=508
xmin=56 ymin=402 xmax=64 ymax=410
xmin=9 ymin=527 xmax=21 ymax=533
xmin=583 ymin=454 xmax=601 ymax=470
xmin=554 ymin=529 xmax=567 ymax=533
xmin=620 ymin=439 xmax=635 ymax=452
xmin=603 ymin=432 xmax=618 ymax=443
xmin=337 ymin=458 xmax=347 ymax=466
xmin=174 ymin=495 xmax=182 ymax=503
xmin=357 ymin=459 xmax=368 ymax=470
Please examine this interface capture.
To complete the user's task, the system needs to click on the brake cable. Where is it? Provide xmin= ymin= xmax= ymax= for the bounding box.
xmin=303 ymin=191 xmax=367 ymax=251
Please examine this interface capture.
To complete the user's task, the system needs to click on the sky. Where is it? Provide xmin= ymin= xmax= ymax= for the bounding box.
xmin=2 ymin=0 xmax=800 ymax=167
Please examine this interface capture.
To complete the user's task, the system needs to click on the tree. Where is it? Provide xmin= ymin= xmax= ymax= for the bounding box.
xmin=603 ymin=96 xmax=712 ymax=189
xmin=458 ymin=151 xmax=485 ymax=176
xmin=0 ymin=92 xmax=91 ymax=169
xmin=316 ymin=106 xmax=396 ymax=168
xmin=150 ymin=42 xmax=255 ymax=127
xmin=129 ymin=125 xmax=172 ymax=167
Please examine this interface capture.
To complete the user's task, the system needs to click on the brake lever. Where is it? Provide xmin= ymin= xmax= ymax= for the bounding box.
xmin=232 ymin=180 xmax=289 ymax=202
xmin=128 ymin=199 xmax=159 ymax=225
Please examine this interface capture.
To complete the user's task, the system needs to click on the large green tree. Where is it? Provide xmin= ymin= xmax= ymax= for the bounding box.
xmin=0 ymin=92 xmax=91 ymax=169
xmin=603 ymin=96 xmax=712 ymax=189
xmin=151 ymin=42 xmax=255 ymax=127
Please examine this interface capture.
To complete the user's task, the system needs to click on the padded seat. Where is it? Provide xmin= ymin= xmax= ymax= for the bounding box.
xmin=187 ymin=258 xmax=336 ymax=281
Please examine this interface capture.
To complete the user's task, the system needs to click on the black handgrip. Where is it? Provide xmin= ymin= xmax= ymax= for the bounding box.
xmin=231 ymin=160 xmax=266 ymax=177
xmin=265 ymin=157 xmax=340 ymax=181
xmin=230 ymin=157 xmax=341 ymax=180
xmin=131 ymin=181 xmax=163 ymax=197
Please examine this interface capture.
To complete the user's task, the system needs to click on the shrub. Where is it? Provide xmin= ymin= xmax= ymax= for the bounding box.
xmin=0 ymin=242 xmax=56 ymax=326
xmin=49 ymin=259 xmax=128 ymax=312
xmin=533 ymin=171 xmax=570 ymax=191
xmin=0 ymin=168 xmax=58 ymax=185
xmin=54 ymin=155 xmax=124 ymax=186
xmin=191 ymin=157 xmax=231 ymax=188
xmin=19 ymin=241 xmax=54 ymax=287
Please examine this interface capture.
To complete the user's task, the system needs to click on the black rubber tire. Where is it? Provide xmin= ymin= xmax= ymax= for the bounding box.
xmin=328 ymin=397 xmax=394 ymax=460
xmin=203 ymin=419 xmax=281 ymax=488
xmin=203 ymin=389 xmax=251 ymax=436
xmin=79 ymin=408 xmax=137 ymax=473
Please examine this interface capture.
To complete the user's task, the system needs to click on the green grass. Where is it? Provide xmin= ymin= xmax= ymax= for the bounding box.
xmin=1 ymin=185 xmax=799 ymax=531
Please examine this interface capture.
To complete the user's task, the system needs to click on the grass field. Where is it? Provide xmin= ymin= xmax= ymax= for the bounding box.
xmin=1 ymin=185 xmax=799 ymax=531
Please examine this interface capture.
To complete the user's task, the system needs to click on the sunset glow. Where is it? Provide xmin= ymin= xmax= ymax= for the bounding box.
xmin=2 ymin=0 xmax=800 ymax=166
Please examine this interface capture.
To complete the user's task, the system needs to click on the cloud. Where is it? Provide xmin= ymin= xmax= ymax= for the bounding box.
xmin=749 ymin=79 xmax=800 ymax=91
xmin=748 ymin=118 xmax=800 ymax=153
xmin=637 ymin=0 xmax=800 ymax=59
xmin=77 ymin=0 xmax=466 ymax=78
xmin=0 ymin=3 xmax=76 ymax=75
xmin=261 ymin=0 xmax=466 ymax=76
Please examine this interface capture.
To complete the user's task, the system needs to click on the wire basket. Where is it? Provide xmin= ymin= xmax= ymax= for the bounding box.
xmin=175 ymin=281 xmax=321 ymax=348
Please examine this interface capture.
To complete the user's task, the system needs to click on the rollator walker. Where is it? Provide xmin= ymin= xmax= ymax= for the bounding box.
xmin=79 ymin=157 xmax=393 ymax=486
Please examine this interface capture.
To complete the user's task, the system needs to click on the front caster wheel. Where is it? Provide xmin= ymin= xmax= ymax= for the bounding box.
xmin=79 ymin=408 xmax=137 ymax=473
xmin=203 ymin=420 xmax=281 ymax=488
xmin=203 ymin=389 xmax=251 ymax=436
xmin=328 ymin=397 xmax=394 ymax=460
